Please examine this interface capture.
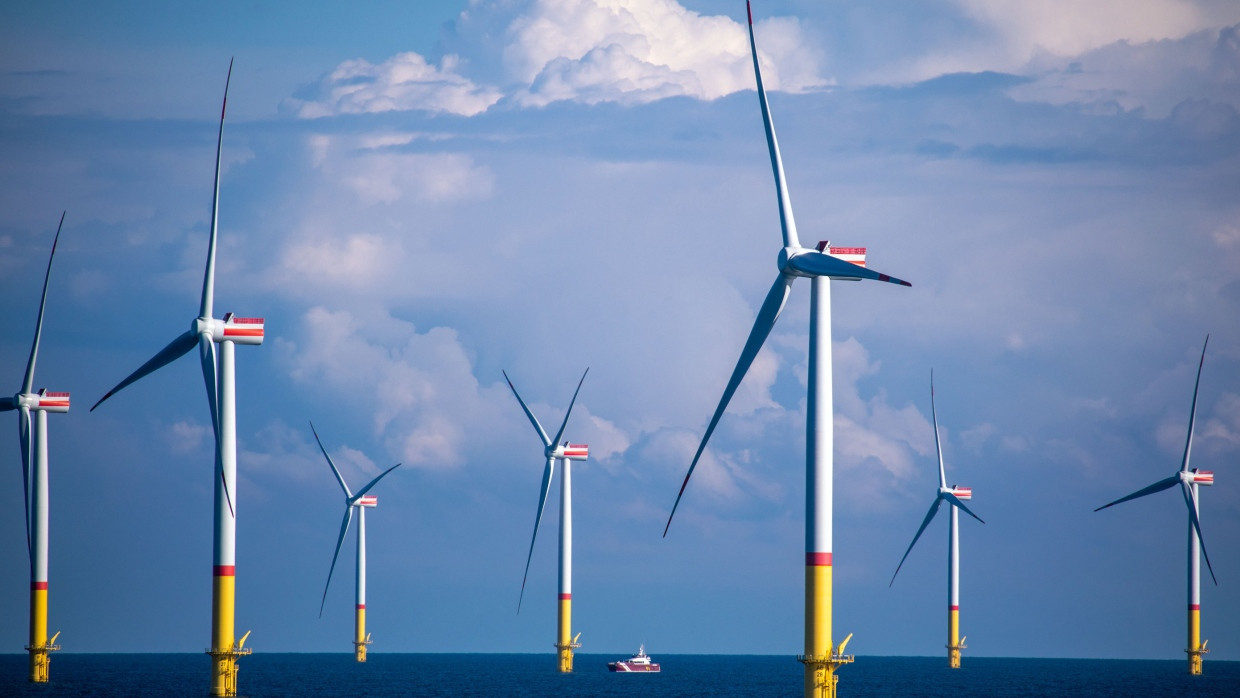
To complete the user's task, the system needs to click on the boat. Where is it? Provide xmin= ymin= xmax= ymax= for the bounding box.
xmin=608 ymin=645 xmax=660 ymax=673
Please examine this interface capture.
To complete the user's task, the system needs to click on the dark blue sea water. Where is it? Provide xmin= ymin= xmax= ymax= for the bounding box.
xmin=2 ymin=654 xmax=1237 ymax=697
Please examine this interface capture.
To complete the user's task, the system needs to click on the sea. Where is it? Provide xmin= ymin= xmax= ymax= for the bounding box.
xmin=2 ymin=654 xmax=1237 ymax=697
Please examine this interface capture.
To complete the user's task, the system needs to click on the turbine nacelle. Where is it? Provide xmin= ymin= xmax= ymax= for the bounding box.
xmin=195 ymin=314 xmax=266 ymax=345
xmin=551 ymin=442 xmax=589 ymax=461
xmin=945 ymin=486 xmax=972 ymax=501
xmin=354 ymin=495 xmax=378 ymax=508
xmin=10 ymin=390 xmax=70 ymax=413
xmin=1185 ymin=469 xmax=1214 ymax=487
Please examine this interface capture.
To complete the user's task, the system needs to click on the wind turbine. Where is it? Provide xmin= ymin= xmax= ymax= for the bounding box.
xmin=311 ymin=423 xmax=400 ymax=662
xmin=1095 ymin=335 xmax=1217 ymax=675
xmin=2 ymin=212 xmax=68 ymax=683
xmin=888 ymin=373 xmax=984 ymax=668
xmin=663 ymin=4 xmax=911 ymax=697
xmin=90 ymin=60 xmax=264 ymax=697
xmin=504 ymin=369 xmax=589 ymax=673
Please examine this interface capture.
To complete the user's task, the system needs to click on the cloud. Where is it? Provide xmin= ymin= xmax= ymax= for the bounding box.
xmin=289 ymin=52 xmax=502 ymax=118
xmin=953 ymin=0 xmax=1206 ymax=60
xmin=509 ymin=0 xmax=826 ymax=106
xmin=1008 ymin=23 xmax=1240 ymax=117
xmin=280 ymin=306 xmax=512 ymax=470
xmin=291 ymin=1 xmax=830 ymax=114
xmin=1199 ymin=392 xmax=1240 ymax=454
xmin=167 ymin=420 xmax=208 ymax=454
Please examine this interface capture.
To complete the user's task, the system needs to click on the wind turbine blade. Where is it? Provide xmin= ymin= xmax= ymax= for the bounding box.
xmin=549 ymin=368 xmax=589 ymax=449
xmin=746 ymin=0 xmax=798 ymax=249
xmin=518 ymin=456 xmax=555 ymax=613
xmin=199 ymin=335 xmax=220 ymax=441
xmin=90 ymin=330 xmax=198 ymax=411
xmin=319 ymin=506 xmax=354 ymax=617
xmin=943 ymin=491 xmax=985 ymax=524
xmin=22 ymin=211 xmax=65 ymax=395
xmin=199 ymin=334 xmax=233 ymax=518
xmin=503 ymin=370 xmax=551 ymax=448
xmin=931 ymin=371 xmax=946 ymax=489
xmin=665 ymin=273 xmax=793 ymax=537
xmin=1179 ymin=335 xmax=1208 ymax=474
xmin=18 ymin=406 xmax=33 ymax=564
xmin=201 ymin=58 xmax=233 ymax=320
xmin=785 ymin=252 xmax=912 ymax=287
xmin=1182 ymin=482 xmax=1217 ymax=585
xmin=1093 ymin=475 xmax=1179 ymax=512
xmin=353 ymin=462 xmax=401 ymax=500
xmin=310 ymin=421 xmax=352 ymax=498
xmin=890 ymin=497 xmax=943 ymax=586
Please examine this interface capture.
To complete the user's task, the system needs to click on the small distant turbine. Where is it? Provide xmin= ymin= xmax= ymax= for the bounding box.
xmin=664 ymin=4 xmax=910 ymax=697
xmin=889 ymin=373 xmax=984 ymax=669
xmin=504 ymin=369 xmax=589 ymax=673
xmin=311 ymin=423 xmax=400 ymax=663
xmin=91 ymin=60 xmax=263 ymax=697
xmin=1095 ymin=335 xmax=1217 ymax=675
xmin=1 ymin=212 xmax=68 ymax=683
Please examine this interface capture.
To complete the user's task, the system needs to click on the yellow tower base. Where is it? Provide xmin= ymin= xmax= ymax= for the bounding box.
xmin=206 ymin=630 xmax=252 ymax=697
xmin=556 ymin=595 xmax=580 ymax=672
xmin=798 ymin=635 xmax=853 ymax=698
xmin=948 ymin=607 xmax=965 ymax=668
xmin=947 ymin=638 xmax=967 ymax=669
xmin=1187 ymin=606 xmax=1206 ymax=675
xmin=26 ymin=632 xmax=61 ymax=683
xmin=27 ymin=585 xmax=60 ymax=683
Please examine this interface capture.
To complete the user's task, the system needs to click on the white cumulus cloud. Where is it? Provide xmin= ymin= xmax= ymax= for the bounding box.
xmin=290 ymin=52 xmax=503 ymax=118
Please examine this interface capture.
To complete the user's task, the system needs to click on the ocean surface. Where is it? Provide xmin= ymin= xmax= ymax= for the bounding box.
xmin=2 ymin=653 xmax=1237 ymax=697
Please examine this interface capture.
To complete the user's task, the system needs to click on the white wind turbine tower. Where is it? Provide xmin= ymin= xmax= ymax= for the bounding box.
xmin=1095 ymin=335 xmax=1217 ymax=675
xmin=504 ymin=369 xmax=589 ymax=673
xmin=311 ymin=422 xmax=400 ymax=662
xmin=2 ymin=212 xmax=69 ymax=683
xmin=663 ymin=4 xmax=911 ymax=697
xmin=889 ymin=373 xmax=985 ymax=668
xmin=90 ymin=60 xmax=264 ymax=697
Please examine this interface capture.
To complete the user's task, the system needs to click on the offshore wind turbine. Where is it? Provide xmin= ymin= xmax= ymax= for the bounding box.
xmin=663 ymin=4 xmax=911 ymax=697
xmin=504 ymin=369 xmax=589 ymax=673
xmin=888 ymin=373 xmax=984 ymax=668
xmin=2 ymin=212 xmax=68 ymax=683
xmin=90 ymin=60 xmax=264 ymax=697
xmin=311 ymin=422 xmax=400 ymax=662
xmin=1095 ymin=335 xmax=1217 ymax=675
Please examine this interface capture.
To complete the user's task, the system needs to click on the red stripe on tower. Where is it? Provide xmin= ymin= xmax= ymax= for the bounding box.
xmin=1190 ymin=604 xmax=1201 ymax=611
xmin=213 ymin=565 xmax=236 ymax=576
xmin=950 ymin=605 xmax=959 ymax=611
xmin=357 ymin=604 xmax=366 ymax=610
xmin=559 ymin=593 xmax=571 ymax=600
xmin=806 ymin=553 xmax=832 ymax=566
xmin=31 ymin=582 xmax=48 ymax=591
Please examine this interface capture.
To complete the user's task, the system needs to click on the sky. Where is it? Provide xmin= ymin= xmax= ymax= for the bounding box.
xmin=2 ymin=0 xmax=1239 ymax=665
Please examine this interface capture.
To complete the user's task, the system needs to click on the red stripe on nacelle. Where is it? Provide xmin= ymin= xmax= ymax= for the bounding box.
xmin=806 ymin=552 xmax=832 ymax=566
xmin=224 ymin=328 xmax=264 ymax=337
xmin=31 ymin=582 xmax=48 ymax=591
xmin=213 ymin=565 xmax=236 ymax=576
xmin=559 ymin=593 xmax=571 ymax=600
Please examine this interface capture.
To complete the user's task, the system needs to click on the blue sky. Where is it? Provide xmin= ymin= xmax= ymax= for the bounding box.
xmin=2 ymin=0 xmax=1239 ymax=663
